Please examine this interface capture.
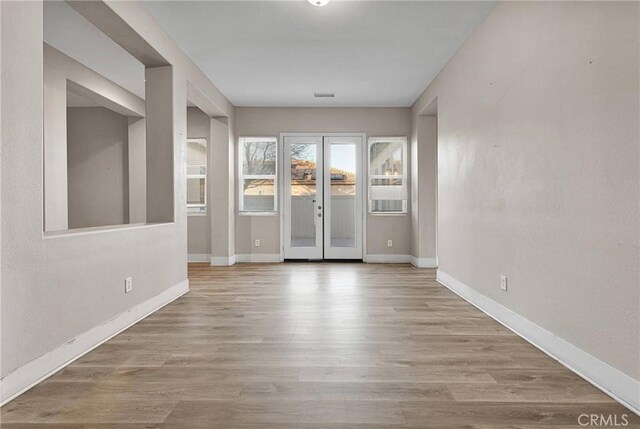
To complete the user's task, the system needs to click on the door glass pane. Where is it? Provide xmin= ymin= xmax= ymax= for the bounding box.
xmin=330 ymin=144 xmax=356 ymax=248
xmin=290 ymin=144 xmax=316 ymax=247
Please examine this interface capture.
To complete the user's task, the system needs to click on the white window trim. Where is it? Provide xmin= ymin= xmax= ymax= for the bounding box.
xmin=187 ymin=138 xmax=207 ymax=216
xmin=239 ymin=137 xmax=278 ymax=214
xmin=367 ymin=136 xmax=408 ymax=214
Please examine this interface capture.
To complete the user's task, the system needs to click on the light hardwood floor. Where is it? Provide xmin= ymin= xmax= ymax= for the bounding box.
xmin=1 ymin=263 xmax=637 ymax=427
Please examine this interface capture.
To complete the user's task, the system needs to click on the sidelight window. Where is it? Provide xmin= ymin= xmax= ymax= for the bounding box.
xmin=239 ymin=137 xmax=278 ymax=212
xmin=368 ymin=137 xmax=407 ymax=213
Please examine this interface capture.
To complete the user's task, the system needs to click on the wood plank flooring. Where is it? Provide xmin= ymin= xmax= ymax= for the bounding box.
xmin=1 ymin=263 xmax=637 ymax=427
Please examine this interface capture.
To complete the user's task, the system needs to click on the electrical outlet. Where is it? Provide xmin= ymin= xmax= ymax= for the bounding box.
xmin=124 ymin=277 xmax=133 ymax=294
xmin=254 ymin=239 xmax=261 ymax=247
xmin=387 ymin=240 xmax=393 ymax=247
xmin=500 ymin=275 xmax=507 ymax=292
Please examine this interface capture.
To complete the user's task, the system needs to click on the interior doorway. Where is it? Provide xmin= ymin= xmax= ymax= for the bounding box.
xmin=282 ymin=134 xmax=364 ymax=260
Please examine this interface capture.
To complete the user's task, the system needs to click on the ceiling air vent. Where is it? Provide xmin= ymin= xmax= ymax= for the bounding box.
xmin=314 ymin=93 xmax=335 ymax=98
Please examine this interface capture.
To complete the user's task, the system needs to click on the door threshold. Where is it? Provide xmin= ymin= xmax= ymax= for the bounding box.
xmin=283 ymin=259 xmax=363 ymax=263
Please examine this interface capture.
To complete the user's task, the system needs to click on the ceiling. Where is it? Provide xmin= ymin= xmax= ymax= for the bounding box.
xmin=142 ymin=0 xmax=494 ymax=107
xmin=45 ymin=1 xmax=495 ymax=108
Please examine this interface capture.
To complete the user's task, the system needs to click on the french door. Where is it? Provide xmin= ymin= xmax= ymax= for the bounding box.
xmin=283 ymin=134 xmax=363 ymax=260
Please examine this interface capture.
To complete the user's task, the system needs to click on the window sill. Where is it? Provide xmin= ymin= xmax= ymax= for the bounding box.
xmin=238 ymin=211 xmax=278 ymax=217
xmin=188 ymin=212 xmax=208 ymax=217
xmin=43 ymin=222 xmax=174 ymax=239
xmin=368 ymin=212 xmax=408 ymax=217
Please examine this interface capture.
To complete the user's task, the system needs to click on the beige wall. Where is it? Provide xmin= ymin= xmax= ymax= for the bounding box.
xmin=210 ymin=116 xmax=235 ymax=261
xmin=127 ymin=117 xmax=146 ymax=223
xmin=67 ymin=107 xmax=130 ymax=229
xmin=43 ymin=44 xmax=145 ymax=232
xmin=0 ymin=0 xmax=234 ymax=403
xmin=413 ymin=1 xmax=639 ymax=380
xmin=185 ymin=106 xmax=236 ymax=263
xmin=187 ymin=106 xmax=211 ymax=256
xmin=411 ymin=114 xmax=437 ymax=263
xmin=234 ymin=107 xmax=412 ymax=257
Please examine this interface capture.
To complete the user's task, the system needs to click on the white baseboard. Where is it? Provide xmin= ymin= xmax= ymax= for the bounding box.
xmin=410 ymin=256 xmax=438 ymax=268
xmin=235 ymin=253 xmax=281 ymax=263
xmin=436 ymin=270 xmax=640 ymax=415
xmin=0 ymin=279 xmax=189 ymax=406
xmin=365 ymin=254 xmax=412 ymax=264
xmin=188 ymin=253 xmax=210 ymax=263
xmin=211 ymin=255 xmax=236 ymax=266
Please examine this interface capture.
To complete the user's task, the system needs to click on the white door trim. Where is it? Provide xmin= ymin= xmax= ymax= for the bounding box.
xmin=279 ymin=133 xmax=367 ymax=261
xmin=283 ymin=135 xmax=324 ymax=259
xmin=323 ymin=135 xmax=364 ymax=260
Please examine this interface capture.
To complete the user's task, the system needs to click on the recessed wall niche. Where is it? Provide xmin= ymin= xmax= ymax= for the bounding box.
xmin=43 ymin=0 xmax=149 ymax=232
xmin=42 ymin=42 xmax=147 ymax=232
xmin=43 ymin=0 xmax=175 ymax=232
xmin=66 ymin=87 xmax=130 ymax=229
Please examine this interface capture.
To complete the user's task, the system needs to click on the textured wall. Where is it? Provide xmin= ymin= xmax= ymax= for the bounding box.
xmin=413 ymin=1 xmax=639 ymax=379
xmin=234 ymin=107 xmax=412 ymax=257
xmin=67 ymin=107 xmax=129 ymax=229
xmin=186 ymin=107 xmax=211 ymax=255
xmin=0 ymin=1 xmax=233 ymax=391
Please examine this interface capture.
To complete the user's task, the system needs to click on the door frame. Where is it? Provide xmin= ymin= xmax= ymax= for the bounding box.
xmin=282 ymin=135 xmax=324 ymax=260
xmin=279 ymin=132 xmax=367 ymax=262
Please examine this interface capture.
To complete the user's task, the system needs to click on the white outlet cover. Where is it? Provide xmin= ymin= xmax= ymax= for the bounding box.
xmin=125 ymin=277 xmax=132 ymax=293
xmin=254 ymin=239 xmax=260 ymax=247
xmin=387 ymin=240 xmax=393 ymax=247
xmin=500 ymin=275 xmax=507 ymax=291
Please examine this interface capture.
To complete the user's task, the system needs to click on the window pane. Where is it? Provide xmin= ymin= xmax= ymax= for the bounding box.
xmin=371 ymin=178 xmax=403 ymax=186
xmin=187 ymin=139 xmax=207 ymax=214
xmin=187 ymin=177 xmax=206 ymax=205
xmin=371 ymin=200 xmax=404 ymax=212
xmin=369 ymin=138 xmax=406 ymax=213
xmin=330 ymin=143 xmax=356 ymax=248
xmin=242 ymin=139 xmax=276 ymax=175
xmin=370 ymin=177 xmax=404 ymax=200
xmin=187 ymin=165 xmax=206 ymax=175
xmin=370 ymin=141 xmax=403 ymax=176
xmin=290 ymin=143 xmax=316 ymax=246
xmin=187 ymin=140 xmax=207 ymax=166
xmin=188 ymin=205 xmax=206 ymax=214
xmin=243 ymin=178 xmax=275 ymax=211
